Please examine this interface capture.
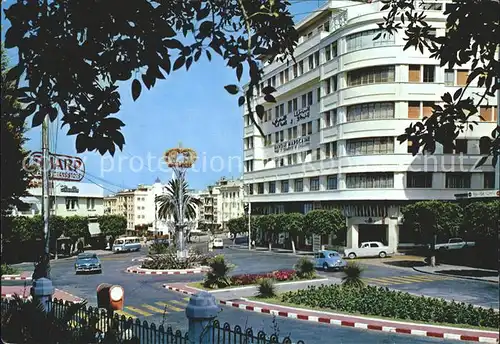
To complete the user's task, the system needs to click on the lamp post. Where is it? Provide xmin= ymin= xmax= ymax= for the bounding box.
xmin=208 ymin=185 xmax=214 ymax=251
xmin=242 ymin=183 xmax=251 ymax=251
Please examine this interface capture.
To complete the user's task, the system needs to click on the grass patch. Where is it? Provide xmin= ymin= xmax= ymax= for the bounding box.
xmin=246 ymin=296 xmax=499 ymax=332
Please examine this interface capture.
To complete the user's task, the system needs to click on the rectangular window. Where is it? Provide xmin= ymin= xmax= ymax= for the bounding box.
xmin=480 ymin=106 xmax=493 ymax=122
xmin=457 ymin=69 xmax=468 ymax=86
xmin=446 ymin=173 xmax=471 ymax=189
xmin=249 ymin=184 xmax=254 ymax=195
xmin=455 ymin=139 xmax=468 ymax=154
xmin=316 ymin=148 xmax=321 ymax=160
xmin=279 ymin=104 xmax=285 ymax=116
xmin=279 ymin=71 xmax=284 ymax=85
xmin=325 ymin=45 xmax=331 ymax=61
xmin=327 ymin=175 xmax=338 ymax=190
xmin=346 ymin=29 xmax=394 ymax=51
xmin=331 ymin=42 xmax=338 ymax=57
xmin=269 ymin=181 xmax=276 ymax=194
xmin=293 ymin=64 xmax=298 ymax=78
xmin=346 ymin=173 xmax=394 ymax=188
xmin=346 ymin=137 xmax=394 ymax=155
xmin=287 ymin=100 xmax=292 ymax=114
xmin=326 ymin=78 xmax=331 ymax=95
xmin=409 ymin=65 xmax=421 ymax=82
xmin=308 ymin=55 xmax=314 ymax=70
xmin=347 ymin=102 xmax=394 ymax=122
xmin=301 ymin=94 xmax=307 ymax=108
xmin=292 ymin=98 xmax=298 ymax=111
xmin=284 ymin=69 xmax=289 ymax=83
xmin=307 ymin=122 xmax=313 ymax=135
xmin=299 ymin=61 xmax=304 ymax=75
xmin=422 ymin=102 xmax=434 ymax=117
xmin=294 ymin=179 xmax=304 ymax=192
xmin=281 ymin=180 xmax=289 ymax=193
xmin=257 ymin=183 xmax=264 ymax=194
xmin=406 ymin=172 xmax=433 ymax=188
xmin=287 ymin=128 xmax=292 ymax=140
xmin=347 ymin=66 xmax=395 ymax=86
xmin=310 ymin=177 xmax=320 ymax=191
xmin=408 ymin=101 xmax=420 ymax=119
xmin=66 ymin=197 xmax=78 ymax=210
xmin=444 ymin=69 xmax=454 ymax=86
xmin=307 ymin=91 xmax=313 ymax=106
xmin=423 ymin=65 xmax=435 ymax=82
xmin=483 ymin=172 xmax=495 ymax=189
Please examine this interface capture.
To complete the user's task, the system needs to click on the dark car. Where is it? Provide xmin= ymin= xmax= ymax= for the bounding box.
xmin=75 ymin=253 xmax=102 ymax=274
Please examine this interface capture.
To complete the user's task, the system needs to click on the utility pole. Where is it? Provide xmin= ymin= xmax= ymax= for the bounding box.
xmin=247 ymin=202 xmax=251 ymax=250
xmin=42 ymin=115 xmax=51 ymax=277
xmin=495 ymin=48 xmax=500 ymax=190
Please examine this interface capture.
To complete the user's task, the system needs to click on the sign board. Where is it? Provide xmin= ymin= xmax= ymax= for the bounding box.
xmin=26 ymin=152 xmax=85 ymax=182
xmin=312 ymin=234 xmax=321 ymax=252
xmin=60 ymin=186 xmax=79 ymax=193
xmin=455 ymin=190 xmax=499 ymax=199
xmin=274 ymin=136 xmax=310 ymax=153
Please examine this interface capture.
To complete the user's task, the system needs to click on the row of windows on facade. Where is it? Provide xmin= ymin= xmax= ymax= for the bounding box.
xmin=222 ymin=191 xmax=241 ymax=198
xmin=248 ymin=172 xmax=496 ymax=195
xmin=63 ymin=197 xmax=97 ymax=211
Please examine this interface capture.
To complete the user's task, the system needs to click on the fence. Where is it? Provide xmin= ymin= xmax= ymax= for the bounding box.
xmin=1 ymin=298 xmax=305 ymax=344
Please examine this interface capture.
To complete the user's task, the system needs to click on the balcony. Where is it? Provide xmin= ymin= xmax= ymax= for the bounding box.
xmin=244 ymin=125 xmax=254 ymax=137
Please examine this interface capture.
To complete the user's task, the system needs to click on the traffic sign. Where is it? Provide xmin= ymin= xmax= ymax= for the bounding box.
xmin=455 ymin=190 xmax=499 ymax=199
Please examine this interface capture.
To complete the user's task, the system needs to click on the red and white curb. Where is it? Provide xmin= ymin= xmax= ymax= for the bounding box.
xmin=163 ymin=285 xmax=498 ymax=343
xmin=126 ymin=266 xmax=209 ymax=275
xmin=2 ymin=290 xmax=84 ymax=304
xmin=1 ymin=275 xmax=32 ymax=281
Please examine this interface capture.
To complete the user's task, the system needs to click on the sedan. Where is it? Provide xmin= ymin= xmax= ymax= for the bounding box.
xmin=212 ymin=238 xmax=224 ymax=249
xmin=314 ymin=250 xmax=347 ymax=271
xmin=75 ymin=253 xmax=102 ymax=274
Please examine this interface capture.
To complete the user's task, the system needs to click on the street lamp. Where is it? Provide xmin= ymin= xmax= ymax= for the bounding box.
xmin=208 ymin=185 xmax=214 ymax=251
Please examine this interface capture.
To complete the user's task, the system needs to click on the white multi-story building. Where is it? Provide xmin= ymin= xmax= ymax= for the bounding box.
xmin=243 ymin=0 xmax=498 ymax=252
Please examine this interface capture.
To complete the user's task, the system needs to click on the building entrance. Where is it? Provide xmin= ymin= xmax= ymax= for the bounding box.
xmin=358 ymin=224 xmax=387 ymax=246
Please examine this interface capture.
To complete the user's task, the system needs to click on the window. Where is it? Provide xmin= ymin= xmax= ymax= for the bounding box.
xmin=308 ymin=55 xmax=314 ymax=70
xmin=257 ymin=183 xmax=264 ymax=194
xmin=457 ymin=69 xmax=468 ymax=86
xmin=274 ymin=132 xmax=279 ymax=143
xmin=301 ymin=123 xmax=307 ymax=136
xmin=347 ymin=102 xmax=394 ymax=122
xmin=423 ymin=65 xmax=435 ymax=82
xmin=307 ymin=91 xmax=313 ymax=105
xmin=87 ymin=198 xmax=96 ymax=210
xmin=284 ymin=69 xmax=289 ymax=83
xmin=325 ymin=45 xmax=332 ymax=61
xmin=423 ymin=102 xmax=434 ymax=117
xmin=269 ymin=181 xmax=276 ymax=194
xmin=483 ymin=172 xmax=495 ymax=189
xmin=317 ymin=88 xmax=321 ymax=103
xmin=479 ymin=106 xmax=496 ymax=122
xmin=294 ymin=179 xmax=304 ymax=192
xmin=324 ymin=109 xmax=338 ymax=127
xmin=346 ymin=173 xmax=394 ymax=188
xmin=324 ymin=141 xmax=337 ymax=158
xmin=347 ymin=66 xmax=395 ymax=86
xmin=409 ymin=65 xmax=420 ymax=82
xmin=293 ymin=98 xmax=298 ymax=111
xmin=279 ymin=71 xmax=284 ymax=85
xmin=307 ymin=121 xmax=312 ymax=135
xmin=287 ymin=100 xmax=293 ymax=114
xmin=346 ymin=29 xmax=394 ymax=51
xmin=279 ymin=130 xmax=284 ymax=142
xmin=293 ymin=64 xmax=298 ymax=78
xmin=444 ymin=69 xmax=454 ymax=86
xmin=249 ymin=184 xmax=254 ymax=195
xmin=455 ymin=139 xmax=468 ymax=154
xmin=310 ymin=177 xmax=320 ymax=191
xmin=420 ymin=2 xmax=443 ymax=10
xmin=408 ymin=101 xmax=420 ymax=119
xmin=301 ymin=94 xmax=307 ymax=108
xmin=65 ymin=197 xmax=78 ymax=210
xmin=325 ymin=76 xmax=338 ymax=94
xmin=446 ymin=173 xmax=471 ymax=189
xmin=346 ymin=137 xmax=394 ymax=155
xmin=281 ymin=180 xmax=289 ymax=193
xmin=407 ymin=172 xmax=433 ymax=188
xmin=314 ymin=51 xmax=320 ymax=67
xmin=299 ymin=61 xmax=304 ymax=75
xmin=316 ymin=148 xmax=321 ymax=160
xmin=327 ymin=175 xmax=338 ymax=190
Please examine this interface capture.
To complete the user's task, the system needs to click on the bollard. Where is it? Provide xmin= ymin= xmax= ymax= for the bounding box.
xmin=185 ymin=292 xmax=220 ymax=344
xmin=31 ymin=278 xmax=54 ymax=313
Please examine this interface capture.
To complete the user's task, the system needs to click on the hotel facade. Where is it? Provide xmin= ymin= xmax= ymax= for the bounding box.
xmin=242 ymin=0 xmax=498 ymax=252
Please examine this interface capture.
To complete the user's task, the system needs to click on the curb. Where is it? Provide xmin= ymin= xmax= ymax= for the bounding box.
xmin=126 ymin=266 xmax=209 ymax=275
xmin=1 ymin=291 xmax=83 ymax=304
xmin=163 ymin=284 xmax=498 ymax=343
xmin=227 ymin=246 xmax=313 ymax=257
xmin=412 ymin=267 xmax=499 ymax=284
xmin=1 ymin=275 xmax=32 ymax=281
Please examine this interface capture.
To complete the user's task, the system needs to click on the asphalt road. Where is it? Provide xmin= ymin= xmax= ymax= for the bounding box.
xmin=8 ymin=247 xmax=497 ymax=343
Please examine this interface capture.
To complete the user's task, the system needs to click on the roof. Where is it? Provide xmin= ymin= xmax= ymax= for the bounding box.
xmin=77 ymin=253 xmax=98 ymax=259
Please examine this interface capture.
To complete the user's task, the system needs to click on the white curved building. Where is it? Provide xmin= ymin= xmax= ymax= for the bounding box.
xmin=242 ymin=0 xmax=498 ymax=251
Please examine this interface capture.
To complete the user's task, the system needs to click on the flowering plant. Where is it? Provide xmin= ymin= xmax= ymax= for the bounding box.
xmin=230 ymin=269 xmax=297 ymax=286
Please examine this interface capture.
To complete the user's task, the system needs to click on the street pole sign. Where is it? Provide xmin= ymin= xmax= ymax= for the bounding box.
xmin=455 ymin=190 xmax=500 ymax=199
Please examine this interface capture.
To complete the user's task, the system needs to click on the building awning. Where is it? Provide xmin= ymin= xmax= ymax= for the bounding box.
xmin=88 ymin=222 xmax=101 ymax=237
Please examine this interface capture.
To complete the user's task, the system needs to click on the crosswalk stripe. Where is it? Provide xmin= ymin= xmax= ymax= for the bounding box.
xmin=155 ymin=301 xmax=183 ymax=312
xmin=169 ymin=300 xmax=187 ymax=307
xmin=125 ymin=306 xmax=153 ymax=317
xmin=384 ymin=276 xmax=421 ymax=284
xmin=142 ymin=304 xmax=167 ymax=313
xmin=115 ymin=310 xmax=137 ymax=319
xmin=362 ymin=278 xmax=392 ymax=285
xmin=400 ymin=275 xmax=436 ymax=282
xmin=183 ymin=297 xmax=190 ymax=301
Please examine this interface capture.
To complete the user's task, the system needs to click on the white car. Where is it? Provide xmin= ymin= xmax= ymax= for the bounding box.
xmin=344 ymin=241 xmax=393 ymax=259
xmin=212 ymin=238 xmax=224 ymax=249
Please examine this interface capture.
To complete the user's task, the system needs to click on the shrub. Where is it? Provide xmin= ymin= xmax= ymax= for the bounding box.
xmin=148 ymin=242 xmax=170 ymax=255
xmin=294 ymin=257 xmax=316 ymax=279
xmin=1 ymin=263 xmax=18 ymax=276
xmin=257 ymin=278 xmax=277 ymax=298
xmin=230 ymin=270 xmax=296 ymax=286
xmin=204 ymin=255 xmax=233 ymax=289
xmin=142 ymin=247 xmax=208 ymax=270
xmin=341 ymin=261 xmax=364 ymax=288
xmin=280 ymin=284 xmax=500 ymax=328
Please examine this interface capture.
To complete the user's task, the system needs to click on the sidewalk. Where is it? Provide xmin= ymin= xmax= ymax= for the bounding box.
xmin=413 ymin=264 xmax=499 ymax=283
xmin=163 ymin=281 xmax=499 ymax=343
xmin=228 ymin=244 xmax=313 ymax=256
xmin=1 ymin=285 xmax=83 ymax=303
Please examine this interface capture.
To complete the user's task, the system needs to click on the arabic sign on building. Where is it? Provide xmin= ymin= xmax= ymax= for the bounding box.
xmin=274 ymin=136 xmax=310 ymax=153
xmin=293 ymin=106 xmax=310 ymax=123
xmin=60 ymin=185 xmax=79 ymax=193
xmin=26 ymin=152 xmax=85 ymax=182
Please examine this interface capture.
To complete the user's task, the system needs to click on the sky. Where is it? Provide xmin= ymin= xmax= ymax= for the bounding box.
xmin=1 ymin=0 xmax=327 ymax=194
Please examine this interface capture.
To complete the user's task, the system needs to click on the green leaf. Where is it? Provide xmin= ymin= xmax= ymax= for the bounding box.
xmin=236 ymin=64 xmax=243 ymax=81
xmin=238 ymin=96 xmax=245 ymax=107
xmin=206 ymin=50 xmax=212 ymax=61
xmin=256 ymin=105 xmax=265 ymax=119
xmin=224 ymin=85 xmax=239 ymax=95
xmin=164 ymin=39 xmax=184 ymax=50
xmin=131 ymin=79 xmax=141 ymax=101
xmin=173 ymin=56 xmax=185 ymax=71
xmin=185 ymin=56 xmax=193 ymax=71
xmin=75 ymin=134 xmax=87 ymax=153
xmin=474 ymin=155 xmax=488 ymax=168
xmin=32 ymin=109 xmax=47 ymax=127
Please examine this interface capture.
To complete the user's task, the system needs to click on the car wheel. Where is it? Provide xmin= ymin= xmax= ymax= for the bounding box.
xmin=379 ymin=251 xmax=386 ymax=258
xmin=348 ymin=253 xmax=356 ymax=259
xmin=322 ymin=263 xmax=329 ymax=271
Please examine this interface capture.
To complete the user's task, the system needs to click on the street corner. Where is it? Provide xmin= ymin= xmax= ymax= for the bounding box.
xmin=162 ymin=283 xmax=198 ymax=296
xmin=1 ymin=271 xmax=33 ymax=281
xmin=1 ymin=285 xmax=83 ymax=304
xmin=125 ymin=265 xmax=210 ymax=275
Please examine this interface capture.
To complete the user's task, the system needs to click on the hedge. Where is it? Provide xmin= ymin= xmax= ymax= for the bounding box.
xmin=280 ymin=284 xmax=499 ymax=328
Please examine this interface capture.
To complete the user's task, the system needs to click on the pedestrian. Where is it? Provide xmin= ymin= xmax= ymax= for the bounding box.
xmin=77 ymin=240 xmax=84 ymax=254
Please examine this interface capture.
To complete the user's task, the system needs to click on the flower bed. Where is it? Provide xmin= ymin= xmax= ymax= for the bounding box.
xmin=230 ymin=269 xmax=297 ymax=286
xmin=280 ymin=284 xmax=500 ymax=328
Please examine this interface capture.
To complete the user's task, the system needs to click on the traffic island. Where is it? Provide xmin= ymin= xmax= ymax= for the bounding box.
xmin=126 ymin=265 xmax=210 ymax=275
xmin=1 ymin=271 xmax=32 ymax=281
xmin=162 ymin=282 xmax=499 ymax=343
xmin=1 ymin=285 xmax=83 ymax=303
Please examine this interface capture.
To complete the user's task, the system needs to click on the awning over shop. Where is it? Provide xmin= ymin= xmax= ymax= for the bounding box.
xmin=88 ymin=222 xmax=101 ymax=237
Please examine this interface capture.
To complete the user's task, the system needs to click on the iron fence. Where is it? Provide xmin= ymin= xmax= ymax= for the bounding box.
xmin=1 ymin=299 xmax=305 ymax=344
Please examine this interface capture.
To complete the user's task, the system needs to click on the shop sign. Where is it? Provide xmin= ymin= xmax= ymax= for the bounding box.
xmin=26 ymin=152 xmax=85 ymax=182
xmin=274 ymin=136 xmax=310 ymax=153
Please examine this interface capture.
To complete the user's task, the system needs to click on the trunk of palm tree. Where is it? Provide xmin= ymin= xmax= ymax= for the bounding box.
xmin=291 ymin=238 xmax=296 ymax=254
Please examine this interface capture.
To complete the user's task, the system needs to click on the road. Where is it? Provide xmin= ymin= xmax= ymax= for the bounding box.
xmin=7 ymin=246 xmax=498 ymax=343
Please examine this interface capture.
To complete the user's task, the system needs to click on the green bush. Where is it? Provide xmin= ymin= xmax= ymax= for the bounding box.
xmin=204 ymin=255 xmax=233 ymax=289
xmin=1 ymin=263 xmax=18 ymax=276
xmin=294 ymin=257 xmax=316 ymax=279
xmin=280 ymin=284 xmax=499 ymax=328
xmin=257 ymin=278 xmax=277 ymax=298
xmin=148 ymin=242 xmax=170 ymax=255
xmin=142 ymin=247 xmax=207 ymax=270
xmin=341 ymin=261 xmax=364 ymax=288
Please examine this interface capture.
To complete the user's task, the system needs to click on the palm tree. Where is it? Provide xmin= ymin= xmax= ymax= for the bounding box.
xmin=156 ymin=178 xmax=201 ymax=252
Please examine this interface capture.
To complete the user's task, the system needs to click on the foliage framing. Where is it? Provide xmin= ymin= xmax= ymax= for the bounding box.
xmin=3 ymin=0 xmax=298 ymax=155
xmin=378 ymin=0 xmax=500 ymax=167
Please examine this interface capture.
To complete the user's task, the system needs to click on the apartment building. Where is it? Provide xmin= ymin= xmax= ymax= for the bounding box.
xmin=242 ymin=0 xmax=498 ymax=252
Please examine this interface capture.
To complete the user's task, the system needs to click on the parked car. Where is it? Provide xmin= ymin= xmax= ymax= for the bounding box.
xmin=314 ymin=250 xmax=347 ymax=271
xmin=212 ymin=238 xmax=224 ymax=249
xmin=75 ymin=253 xmax=102 ymax=274
xmin=344 ymin=241 xmax=393 ymax=259
xmin=433 ymin=238 xmax=475 ymax=251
